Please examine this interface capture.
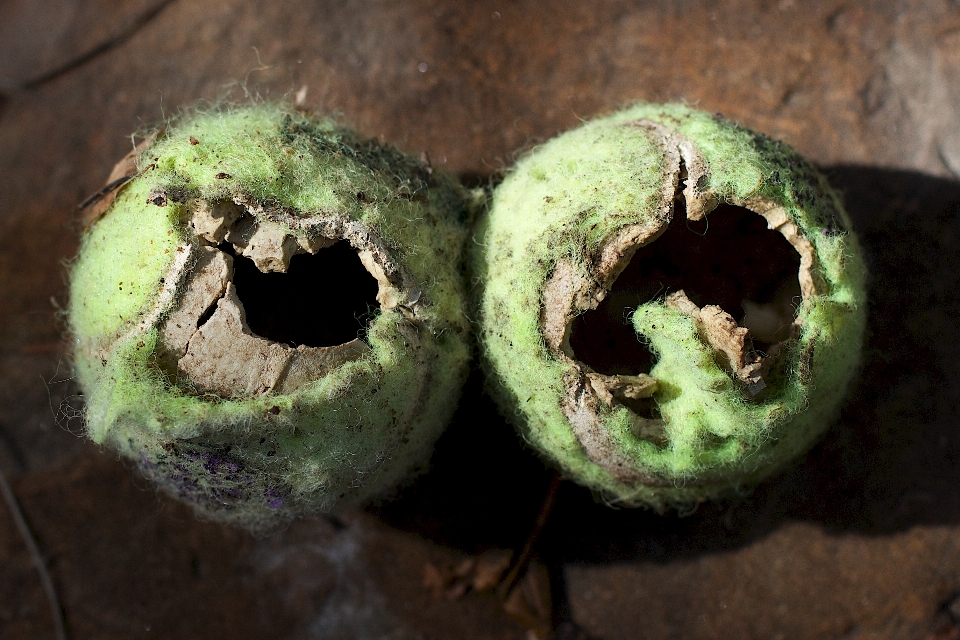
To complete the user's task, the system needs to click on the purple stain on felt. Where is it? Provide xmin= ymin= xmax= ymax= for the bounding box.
xmin=144 ymin=443 xmax=283 ymax=513
xmin=195 ymin=451 xmax=242 ymax=475
xmin=203 ymin=455 xmax=222 ymax=473
xmin=264 ymin=488 xmax=286 ymax=509
xmin=139 ymin=451 xmax=156 ymax=470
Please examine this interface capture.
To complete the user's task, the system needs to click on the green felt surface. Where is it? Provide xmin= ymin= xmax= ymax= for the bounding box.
xmin=68 ymin=105 xmax=472 ymax=530
xmin=473 ymin=103 xmax=867 ymax=507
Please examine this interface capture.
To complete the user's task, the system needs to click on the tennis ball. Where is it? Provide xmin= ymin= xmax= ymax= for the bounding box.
xmin=69 ymin=104 xmax=472 ymax=531
xmin=472 ymin=103 xmax=867 ymax=509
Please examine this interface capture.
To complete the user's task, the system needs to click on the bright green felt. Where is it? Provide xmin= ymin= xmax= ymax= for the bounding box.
xmin=473 ymin=103 xmax=867 ymax=508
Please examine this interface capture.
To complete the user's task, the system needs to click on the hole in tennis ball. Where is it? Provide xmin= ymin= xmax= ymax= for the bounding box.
xmin=225 ymin=241 xmax=380 ymax=348
xmin=570 ymin=200 xmax=802 ymax=376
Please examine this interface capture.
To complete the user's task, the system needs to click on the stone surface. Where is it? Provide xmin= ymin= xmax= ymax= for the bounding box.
xmin=2 ymin=0 xmax=960 ymax=638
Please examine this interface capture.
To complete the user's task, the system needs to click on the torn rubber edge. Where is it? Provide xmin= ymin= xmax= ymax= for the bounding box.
xmin=81 ymin=154 xmax=430 ymax=399
xmin=540 ymin=119 xmax=825 ymax=484
xmin=148 ymin=191 xmax=429 ymax=398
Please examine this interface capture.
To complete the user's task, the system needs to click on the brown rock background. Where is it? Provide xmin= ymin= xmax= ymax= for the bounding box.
xmin=2 ymin=0 xmax=960 ymax=638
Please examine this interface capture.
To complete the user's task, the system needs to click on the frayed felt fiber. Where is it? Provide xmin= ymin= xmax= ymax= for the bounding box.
xmin=470 ymin=103 xmax=867 ymax=509
xmin=69 ymin=104 xmax=472 ymax=532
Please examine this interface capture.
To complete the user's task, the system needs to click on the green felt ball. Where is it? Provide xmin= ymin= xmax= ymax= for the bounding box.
xmin=69 ymin=104 xmax=472 ymax=531
xmin=472 ymin=103 xmax=867 ymax=509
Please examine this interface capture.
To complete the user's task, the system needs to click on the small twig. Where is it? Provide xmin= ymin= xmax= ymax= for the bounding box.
xmin=20 ymin=0 xmax=177 ymax=91
xmin=497 ymin=470 xmax=562 ymax=600
xmin=0 ymin=462 xmax=67 ymax=640
xmin=77 ymin=174 xmax=137 ymax=211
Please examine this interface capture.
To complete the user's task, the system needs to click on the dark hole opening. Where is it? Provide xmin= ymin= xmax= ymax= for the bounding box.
xmin=224 ymin=241 xmax=380 ymax=348
xmin=569 ymin=201 xmax=802 ymax=376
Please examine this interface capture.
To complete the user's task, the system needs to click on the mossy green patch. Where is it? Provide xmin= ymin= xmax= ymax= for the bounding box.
xmin=70 ymin=180 xmax=182 ymax=341
xmin=69 ymin=104 xmax=472 ymax=531
xmin=472 ymin=103 xmax=867 ymax=508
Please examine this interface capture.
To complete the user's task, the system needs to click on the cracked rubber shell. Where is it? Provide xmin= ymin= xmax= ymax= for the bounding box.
xmin=69 ymin=104 xmax=472 ymax=531
xmin=471 ymin=103 xmax=867 ymax=509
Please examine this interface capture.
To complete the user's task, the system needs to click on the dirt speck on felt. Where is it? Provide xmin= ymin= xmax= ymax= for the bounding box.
xmin=2 ymin=0 xmax=960 ymax=638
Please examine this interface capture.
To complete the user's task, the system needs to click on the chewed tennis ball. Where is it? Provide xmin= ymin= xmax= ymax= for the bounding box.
xmin=69 ymin=104 xmax=471 ymax=530
xmin=472 ymin=103 xmax=867 ymax=509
